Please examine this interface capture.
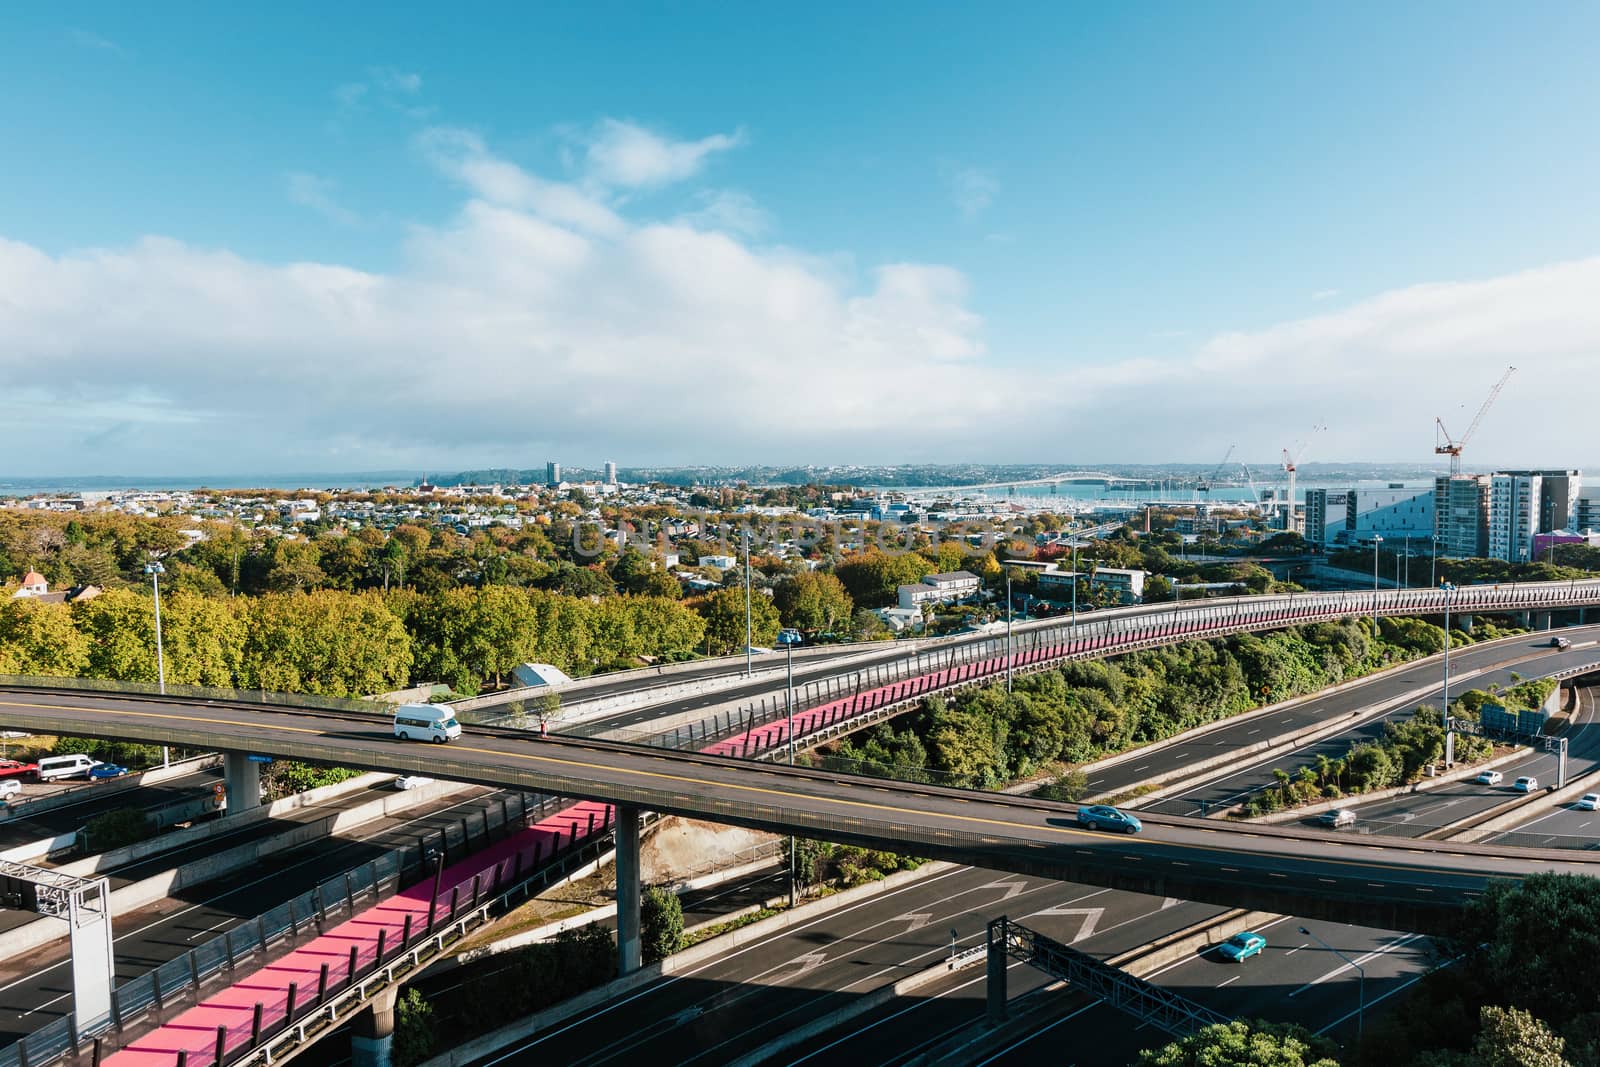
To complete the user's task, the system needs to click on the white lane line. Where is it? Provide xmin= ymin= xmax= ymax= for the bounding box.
xmin=969 ymin=1001 xmax=1101 ymax=1066
xmin=1218 ymin=975 xmax=1242 ymax=987
xmin=1288 ymin=933 xmax=1425 ymax=998
xmin=1285 ymin=942 xmax=1309 ymax=956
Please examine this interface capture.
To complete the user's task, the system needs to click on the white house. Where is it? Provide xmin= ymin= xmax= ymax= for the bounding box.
xmin=896 ymin=570 xmax=982 ymax=610
xmin=700 ymin=555 xmax=739 ymax=571
xmin=10 ymin=571 xmax=48 ymax=599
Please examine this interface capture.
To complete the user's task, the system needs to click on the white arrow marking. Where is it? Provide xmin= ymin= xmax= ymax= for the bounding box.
xmin=980 ymin=878 xmax=1029 ymax=902
xmin=895 ymin=911 xmax=936 ymax=932
xmin=1030 ymin=905 xmax=1105 ymax=942
xmin=1161 ymin=898 xmax=1182 ymax=910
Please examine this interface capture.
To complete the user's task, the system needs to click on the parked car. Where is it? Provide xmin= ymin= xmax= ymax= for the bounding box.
xmin=1551 ymin=636 xmax=1572 ymax=649
xmin=1575 ymin=794 xmax=1599 ymax=812
xmin=1218 ymin=931 xmax=1267 ymax=962
xmin=1514 ymin=776 xmax=1539 ymax=793
xmin=88 ymin=764 xmax=129 ymax=780
xmin=0 ymin=759 xmax=37 ymax=779
xmin=0 ymin=780 xmax=21 ymax=801
xmin=1477 ymin=770 xmax=1504 ymax=786
xmin=1076 ymin=804 xmax=1142 ymax=834
xmin=1318 ymin=808 xmax=1357 ymax=828
xmin=33 ymin=754 xmax=101 ymax=782
xmin=392 ymin=775 xmax=435 ymax=791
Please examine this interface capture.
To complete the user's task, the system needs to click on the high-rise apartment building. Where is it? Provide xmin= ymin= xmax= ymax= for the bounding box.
xmin=546 ymin=461 xmax=561 ymax=487
xmin=1488 ymin=473 xmax=1542 ymax=562
xmin=605 ymin=461 xmax=618 ymax=485
xmin=1434 ymin=475 xmax=1490 ymax=559
xmin=1494 ymin=469 xmax=1581 ymax=532
xmin=1303 ymin=489 xmax=1350 ymax=549
xmin=1577 ymin=485 xmax=1600 ymax=533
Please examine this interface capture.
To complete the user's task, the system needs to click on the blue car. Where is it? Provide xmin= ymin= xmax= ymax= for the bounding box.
xmin=1076 ymin=804 xmax=1142 ymax=834
xmin=88 ymin=763 xmax=129 ymax=780
xmin=1218 ymin=932 xmax=1267 ymax=962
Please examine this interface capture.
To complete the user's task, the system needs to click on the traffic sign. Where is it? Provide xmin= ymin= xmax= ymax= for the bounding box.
xmin=246 ymin=754 xmax=274 ymax=764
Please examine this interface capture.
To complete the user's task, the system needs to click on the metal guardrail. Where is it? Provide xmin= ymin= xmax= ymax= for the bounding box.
xmin=988 ymin=916 xmax=1229 ymax=1036
xmin=0 ymin=675 xmax=387 ymax=717
xmin=600 ymin=580 xmax=1600 ymax=767
xmin=1 ymin=791 xmax=603 ymax=1067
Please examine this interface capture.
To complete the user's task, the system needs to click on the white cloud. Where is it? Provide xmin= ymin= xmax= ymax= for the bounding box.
xmin=946 ymin=165 xmax=998 ymax=219
xmin=67 ymin=28 xmax=126 ymax=56
xmin=677 ymin=190 xmax=770 ymax=236
xmin=3 ymin=129 xmax=1596 ymax=473
xmin=371 ymin=67 xmax=422 ymax=94
xmin=582 ymin=119 xmax=743 ymax=188
xmin=1311 ymin=288 xmax=1340 ymax=301
xmin=285 ymin=172 xmax=361 ymax=227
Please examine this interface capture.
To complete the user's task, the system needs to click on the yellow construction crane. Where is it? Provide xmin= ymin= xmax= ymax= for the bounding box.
xmin=1435 ymin=366 xmax=1516 ymax=477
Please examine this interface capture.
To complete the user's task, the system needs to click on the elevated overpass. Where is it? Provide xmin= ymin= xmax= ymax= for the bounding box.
xmin=1 ymin=684 xmax=1597 ymax=935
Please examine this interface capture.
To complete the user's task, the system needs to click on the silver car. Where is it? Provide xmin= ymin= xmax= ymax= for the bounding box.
xmin=1318 ymin=808 xmax=1356 ymax=828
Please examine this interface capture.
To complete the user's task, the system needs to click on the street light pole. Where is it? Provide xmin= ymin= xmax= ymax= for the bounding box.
xmin=742 ymin=529 xmax=753 ymax=678
xmin=1071 ymin=540 xmax=1080 ymax=634
xmin=1005 ymin=570 xmax=1014 ymax=694
xmin=783 ymin=635 xmax=798 ymax=907
xmin=1371 ymin=535 xmax=1384 ymax=623
xmin=1442 ymin=581 xmax=1457 ymax=716
xmin=1299 ymin=926 xmax=1364 ymax=1047
xmin=145 ymin=561 xmax=170 ymax=769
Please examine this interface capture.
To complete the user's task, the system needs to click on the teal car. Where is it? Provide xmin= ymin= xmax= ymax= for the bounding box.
xmin=1218 ymin=931 xmax=1266 ymax=962
xmin=1076 ymin=804 xmax=1142 ymax=834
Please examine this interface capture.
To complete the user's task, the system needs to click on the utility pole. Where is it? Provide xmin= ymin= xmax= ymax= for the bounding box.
xmin=1005 ymin=570 xmax=1014 ymax=694
xmin=743 ymin=528 xmax=753 ymax=677
xmin=145 ymin=561 xmax=170 ymax=769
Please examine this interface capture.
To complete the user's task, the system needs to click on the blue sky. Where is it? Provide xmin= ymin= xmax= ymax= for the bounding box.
xmin=3 ymin=3 xmax=1598 ymax=474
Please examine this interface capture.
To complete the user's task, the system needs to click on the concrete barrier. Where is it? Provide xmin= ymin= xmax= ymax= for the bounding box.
xmin=1241 ymin=747 xmax=1530 ymax=824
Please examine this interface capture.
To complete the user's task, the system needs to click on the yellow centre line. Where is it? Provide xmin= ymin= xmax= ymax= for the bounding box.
xmin=0 ymin=696 xmax=1571 ymax=882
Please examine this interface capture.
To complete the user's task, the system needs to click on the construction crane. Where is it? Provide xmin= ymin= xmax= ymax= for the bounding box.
xmin=1197 ymin=444 xmax=1236 ymax=494
xmin=1436 ymin=365 xmax=1516 ymax=477
xmin=1280 ymin=425 xmax=1326 ymax=532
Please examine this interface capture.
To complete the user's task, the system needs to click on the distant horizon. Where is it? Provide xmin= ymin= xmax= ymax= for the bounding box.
xmin=3 ymin=458 xmax=1590 ymax=497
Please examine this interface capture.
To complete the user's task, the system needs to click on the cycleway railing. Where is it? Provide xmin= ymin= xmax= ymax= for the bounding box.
xmin=4 ymin=793 xmax=620 ymax=1067
xmin=586 ymin=579 xmax=1600 ymax=760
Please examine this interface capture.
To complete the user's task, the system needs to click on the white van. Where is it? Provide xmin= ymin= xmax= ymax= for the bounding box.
xmin=34 ymin=754 xmax=101 ymax=782
xmin=392 ymin=704 xmax=462 ymax=744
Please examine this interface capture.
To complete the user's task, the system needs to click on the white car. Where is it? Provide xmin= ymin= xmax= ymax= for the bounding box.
xmin=1576 ymin=794 xmax=1600 ymax=812
xmin=1514 ymin=776 xmax=1539 ymax=793
xmin=0 ymin=780 xmax=20 ymax=801
xmin=392 ymin=775 xmax=435 ymax=791
xmin=1476 ymin=770 xmax=1503 ymax=786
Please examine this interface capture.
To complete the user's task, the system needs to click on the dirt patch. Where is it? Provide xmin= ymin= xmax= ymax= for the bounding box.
xmin=643 ymin=817 xmax=777 ymax=883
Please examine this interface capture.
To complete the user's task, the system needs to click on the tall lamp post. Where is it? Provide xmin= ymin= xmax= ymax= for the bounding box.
xmin=1371 ymin=535 xmax=1384 ymax=623
xmin=742 ymin=529 xmax=753 ymax=678
xmin=145 ymin=561 xmax=170 ymax=769
xmin=1005 ymin=569 xmax=1014 ymax=694
xmin=1441 ymin=581 xmax=1457 ymax=716
xmin=1070 ymin=540 xmax=1081 ymax=634
xmin=777 ymin=627 xmax=803 ymax=907
xmin=1299 ymin=925 xmax=1364 ymax=1046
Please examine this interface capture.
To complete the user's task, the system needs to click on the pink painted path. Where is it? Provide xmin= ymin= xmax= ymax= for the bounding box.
xmin=100 ymin=606 xmax=1315 ymax=1066
xmin=105 ymin=799 xmax=614 ymax=1067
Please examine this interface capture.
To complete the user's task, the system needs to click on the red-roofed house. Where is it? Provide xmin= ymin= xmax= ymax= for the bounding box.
xmin=11 ymin=572 xmax=48 ymax=599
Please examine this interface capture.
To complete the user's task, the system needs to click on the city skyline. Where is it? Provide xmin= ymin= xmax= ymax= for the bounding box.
xmin=3 ymin=4 xmax=1598 ymax=474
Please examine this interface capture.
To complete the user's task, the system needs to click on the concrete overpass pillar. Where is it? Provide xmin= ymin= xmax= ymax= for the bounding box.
xmin=351 ymin=985 xmax=398 ymax=1067
xmin=224 ymin=751 xmax=261 ymax=815
xmin=616 ymin=805 xmax=641 ymax=976
xmin=1457 ymin=613 xmax=1474 ymax=634
xmin=1533 ymin=611 xmax=1553 ymax=631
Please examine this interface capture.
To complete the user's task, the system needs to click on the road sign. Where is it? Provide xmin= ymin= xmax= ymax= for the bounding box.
xmin=246 ymin=754 xmax=273 ymax=764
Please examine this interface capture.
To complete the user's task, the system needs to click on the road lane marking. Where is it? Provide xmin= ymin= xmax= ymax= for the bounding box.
xmin=4 ymin=697 xmax=1591 ymax=886
xmin=1218 ymin=975 xmax=1242 ymax=987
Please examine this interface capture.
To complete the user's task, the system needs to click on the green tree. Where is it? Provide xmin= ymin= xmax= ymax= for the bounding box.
xmin=72 ymin=589 xmax=159 ymax=681
xmin=1139 ymin=1019 xmax=1340 ymax=1067
xmin=641 ymin=886 xmax=684 ymax=963
xmin=0 ymin=599 xmax=91 ymax=677
xmin=696 ymin=588 xmax=780 ymax=654
xmin=242 ymin=591 xmax=413 ymax=696
xmin=392 ymin=988 xmax=437 ymax=1067
xmin=160 ymin=592 xmax=246 ymax=686
xmin=82 ymin=808 xmax=155 ymax=852
xmin=1469 ymin=1005 xmax=1570 ymax=1067
xmin=773 ymin=571 xmax=855 ymax=631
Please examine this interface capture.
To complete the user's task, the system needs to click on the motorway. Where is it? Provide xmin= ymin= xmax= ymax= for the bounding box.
xmin=442 ymin=636 xmax=1600 ymax=1066
xmin=0 ymin=766 xmax=224 ymax=853
xmin=4 ymin=686 xmax=1599 ymax=931
xmin=0 ymin=785 xmax=523 ymax=1045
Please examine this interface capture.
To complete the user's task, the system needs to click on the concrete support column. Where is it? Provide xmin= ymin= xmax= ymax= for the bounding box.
xmin=985 ymin=917 xmax=1008 ymax=1025
xmin=1533 ymin=611 xmax=1553 ymax=631
xmin=616 ymin=805 xmax=642 ymax=977
xmin=351 ymin=985 xmax=398 ymax=1067
xmin=224 ymin=751 xmax=261 ymax=815
xmin=1457 ymin=613 xmax=1474 ymax=634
